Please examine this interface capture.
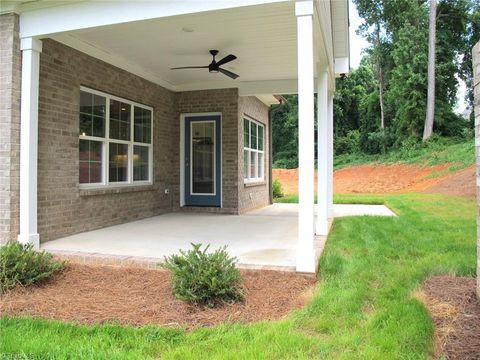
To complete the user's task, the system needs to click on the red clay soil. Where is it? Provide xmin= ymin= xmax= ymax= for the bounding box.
xmin=0 ymin=264 xmax=316 ymax=329
xmin=415 ymin=276 xmax=480 ymax=360
xmin=424 ymin=166 xmax=476 ymax=198
xmin=273 ymin=164 xmax=476 ymax=197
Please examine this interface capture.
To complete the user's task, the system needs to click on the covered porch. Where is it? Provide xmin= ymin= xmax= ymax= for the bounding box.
xmin=41 ymin=203 xmax=396 ymax=271
xmin=15 ymin=0 xmax=350 ymax=273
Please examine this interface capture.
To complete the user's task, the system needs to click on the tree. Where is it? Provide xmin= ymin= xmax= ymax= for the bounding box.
xmin=423 ymin=0 xmax=437 ymax=141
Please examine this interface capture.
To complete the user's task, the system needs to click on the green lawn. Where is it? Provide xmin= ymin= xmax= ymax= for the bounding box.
xmin=1 ymin=193 xmax=476 ymax=359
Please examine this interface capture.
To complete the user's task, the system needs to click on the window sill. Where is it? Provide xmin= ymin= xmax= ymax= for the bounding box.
xmin=79 ymin=184 xmax=155 ymax=196
xmin=244 ymin=180 xmax=267 ymax=188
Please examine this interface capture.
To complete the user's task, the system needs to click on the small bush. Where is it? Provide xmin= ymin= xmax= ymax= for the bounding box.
xmin=163 ymin=243 xmax=244 ymax=307
xmin=0 ymin=242 xmax=65 ymax=294
xmin=272 ymin=179 xmax=284 ymax=198
xmin=335 ymin=130 xmax=361 ymax=155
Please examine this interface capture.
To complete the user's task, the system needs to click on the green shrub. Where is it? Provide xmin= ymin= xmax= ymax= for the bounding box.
xmin=272 ymin=179 xmax=284 ymax=198
xmin=0 ymin=242 xmax=65 ymax=294
xmin=163 ymin=243 xmax=244 ymax=307
xmin=335 ymin=130 xmax=361 ymax=155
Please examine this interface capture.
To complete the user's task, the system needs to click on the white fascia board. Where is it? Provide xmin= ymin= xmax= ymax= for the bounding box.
xmin=19 ymin=0 xmax=290 ymax=39
xmin=176 ymin=79 xmax=299 ymax=95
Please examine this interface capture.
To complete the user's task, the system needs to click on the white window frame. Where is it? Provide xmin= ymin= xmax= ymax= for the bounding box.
xmin=79 ymin=86 xmax=153 ymax=189
xmin=243 ymin=116 xmax=265 ymax=183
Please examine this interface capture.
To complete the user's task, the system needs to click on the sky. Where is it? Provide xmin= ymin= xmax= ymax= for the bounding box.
xmin=348 ymin=0 xmax=468 ymax=114
xmin=348 ymin=1 xmax=369 ymax=69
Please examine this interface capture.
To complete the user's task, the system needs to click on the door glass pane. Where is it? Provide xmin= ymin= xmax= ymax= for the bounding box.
xmin=109 ymin=143 xmax=128 ymax=182
xmin=191 ymin=122 xmax=215 ymax=194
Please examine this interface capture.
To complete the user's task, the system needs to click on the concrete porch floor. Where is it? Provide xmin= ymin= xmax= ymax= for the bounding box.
xmin=41 ymin=203 xmax=396 ymax=271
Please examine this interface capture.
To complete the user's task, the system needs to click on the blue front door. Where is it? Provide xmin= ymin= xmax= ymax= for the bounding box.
xmin=184 ymin=115 xmax=221 ymax=207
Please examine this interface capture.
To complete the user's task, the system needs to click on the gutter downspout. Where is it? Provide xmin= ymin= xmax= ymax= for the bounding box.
xmin=268 ymin=96 xmax=287 ymax=204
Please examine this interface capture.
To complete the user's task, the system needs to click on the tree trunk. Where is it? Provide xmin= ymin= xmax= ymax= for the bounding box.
xmin=423 ymin=0 xmax=437 ymax=141
xmin=375 ymin=24 xmax=385 ymax=130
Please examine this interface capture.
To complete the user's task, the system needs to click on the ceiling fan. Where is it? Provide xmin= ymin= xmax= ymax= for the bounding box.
xmin=170 ymin=50 xmax=239 ymax=79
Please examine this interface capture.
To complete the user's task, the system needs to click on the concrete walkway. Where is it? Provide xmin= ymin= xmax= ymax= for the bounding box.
xmin=42 ymin=203 xmax=395 ymax=270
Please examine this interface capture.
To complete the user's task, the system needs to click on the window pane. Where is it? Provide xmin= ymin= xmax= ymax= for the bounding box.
xmin=250 ymin=151 xmax=256 ymax=179
xmin=258 ymin=152 xmax=264 ymax=179
xmin=258 ymin=124 xmax=264 ymax=151
xmin=133 ymin=145 xmax=149 ymax=181
xmin=79 ymin=139 xmax=102 ymax=184
xmin=244 ymin=119 xmax=250 ymax=148
xmin=109 ymin=143 xmax=128 ymax=182
xmin=244 ymin=150 xmax=249 ymax=179
xmin=134 ymin=107 xmax=152 ymax=144
xmin=93 ymin=94 xmax=106 ymax=117
xmin=79 ymin=90 xmax=105 ymax=137
xmin=251 ymin=122 xmax=258 ymax=150
xmin=109 ymin=100 xmax=131 ymax=140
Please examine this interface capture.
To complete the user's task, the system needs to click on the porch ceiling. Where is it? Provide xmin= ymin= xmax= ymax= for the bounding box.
xmin=51 ymin=2 xmax=304 ymax=95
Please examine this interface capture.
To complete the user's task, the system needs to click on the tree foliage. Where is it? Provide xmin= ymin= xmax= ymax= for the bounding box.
xmin=271 ymin=0 xmax=479 ymax=168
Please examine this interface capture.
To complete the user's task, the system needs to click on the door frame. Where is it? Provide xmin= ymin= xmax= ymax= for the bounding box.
xmin=180 ymin=112 xmax=222 ymax=208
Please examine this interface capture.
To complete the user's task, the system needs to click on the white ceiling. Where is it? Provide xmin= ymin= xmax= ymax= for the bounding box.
xmin=58 ymin=2 xmax=299 ymax=89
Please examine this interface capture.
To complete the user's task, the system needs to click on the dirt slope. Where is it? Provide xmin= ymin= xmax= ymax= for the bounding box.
xmin=273 ymin=164 xmax=475 ymax=197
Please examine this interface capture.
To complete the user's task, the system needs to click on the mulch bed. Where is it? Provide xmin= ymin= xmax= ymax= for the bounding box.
xmin=0 ymin=264 xmax=316 ymax=329
xmin=418 ymin=276 xmax=480 ymax=360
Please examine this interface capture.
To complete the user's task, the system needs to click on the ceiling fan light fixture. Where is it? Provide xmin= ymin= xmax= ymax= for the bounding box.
xmin=170 ymin=50 xmax=239 ymax=79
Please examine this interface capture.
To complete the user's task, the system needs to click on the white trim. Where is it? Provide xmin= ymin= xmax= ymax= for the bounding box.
xmin=316 ymin=66 xmax=329 ymax=236
xmin=243 ymin=116 xmax=265 ymax=183
xmin=18 ymin=37 xmax=42 ymax=248
xmin=189 ymin=120 xmax=217 ymax=196
xmin=296 ymin=6 xmax=316 ymax=273
xmin=78 ymin=86 xmax=153 ymax=189
xmin=180 ymin=112 xmax=222 ymax=208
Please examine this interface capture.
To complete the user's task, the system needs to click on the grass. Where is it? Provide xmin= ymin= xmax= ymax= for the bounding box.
xmin=1 ymin=193 xmax=476 ymax=359
xmin=334 ymin=138 xmax=474 ymax=172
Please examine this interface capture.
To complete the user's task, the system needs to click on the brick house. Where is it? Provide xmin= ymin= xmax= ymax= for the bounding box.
xmin=0 ymin=0 xmax=349 ymax=272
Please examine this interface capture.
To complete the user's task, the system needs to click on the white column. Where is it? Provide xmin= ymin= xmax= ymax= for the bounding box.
xmin=18 ymin=38 xmax=42 ymax=248
xmin=316 ymin=67 xmax=329 ymax=235
xmin=327 ymin=89 xmax=334 ymax=218
xmin=295 ymin=1 xmax=315 ymax=273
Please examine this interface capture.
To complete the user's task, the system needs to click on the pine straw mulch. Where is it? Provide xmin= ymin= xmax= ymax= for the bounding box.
xmin=0 ymin=263 xmax=316 ymax=329
xmin=414 ymin=276 xmax=480 ymax=360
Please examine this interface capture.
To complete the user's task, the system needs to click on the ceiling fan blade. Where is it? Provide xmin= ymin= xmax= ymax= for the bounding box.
xmin=218 ymin=67 xmax=240 ymax=79
xmin=215 ymin=54 xmax=237 ymax=67
xmin=170 ymin=66 xmax=208 ymax=70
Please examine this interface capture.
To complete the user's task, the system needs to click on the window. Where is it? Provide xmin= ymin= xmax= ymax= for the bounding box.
xmin=243 ymin=117 xmax=265 ymax=182
xmin=79 ymin=87 xmax=153 ymax=187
